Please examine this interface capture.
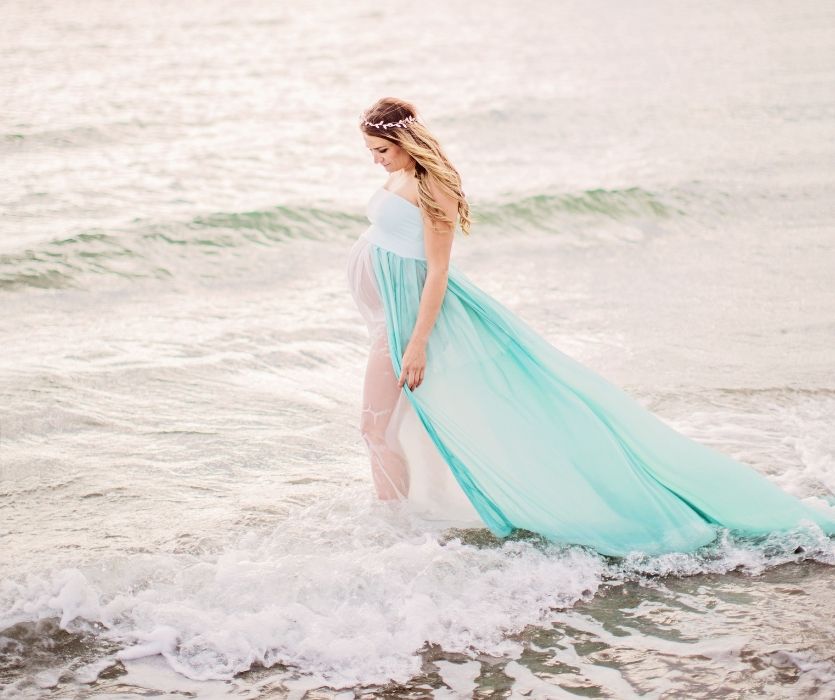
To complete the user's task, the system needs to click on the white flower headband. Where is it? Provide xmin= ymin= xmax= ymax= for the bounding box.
xmin=361 ymin=115 xmax=417 ymax=130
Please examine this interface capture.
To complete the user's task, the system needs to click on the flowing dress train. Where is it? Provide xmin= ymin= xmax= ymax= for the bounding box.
xmin=346 ymin=186 xmax=835 ymax=556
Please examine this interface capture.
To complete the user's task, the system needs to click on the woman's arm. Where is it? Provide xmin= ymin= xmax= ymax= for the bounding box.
xmin=398 ymin=178 xmax=458 ymax=390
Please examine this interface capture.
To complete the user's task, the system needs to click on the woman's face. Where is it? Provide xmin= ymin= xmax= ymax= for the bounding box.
xmin=363 ymin=133 xmax=415 ymax=173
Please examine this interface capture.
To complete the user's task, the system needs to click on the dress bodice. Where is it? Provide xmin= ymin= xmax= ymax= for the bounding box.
xmin=361 ymin=186 xmax=426 ymax=260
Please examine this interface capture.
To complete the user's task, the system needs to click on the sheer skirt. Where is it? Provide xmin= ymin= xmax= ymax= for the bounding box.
xmin=346 ymin=235 xmax=483 ymax=524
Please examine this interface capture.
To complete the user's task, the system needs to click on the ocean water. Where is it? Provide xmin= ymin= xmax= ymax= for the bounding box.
xmin=2 ymin=0 xmax=835 ymax=697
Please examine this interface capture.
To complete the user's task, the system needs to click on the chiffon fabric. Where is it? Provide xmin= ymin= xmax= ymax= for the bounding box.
xmin=346 ymin=186 xmax=835 ymax=556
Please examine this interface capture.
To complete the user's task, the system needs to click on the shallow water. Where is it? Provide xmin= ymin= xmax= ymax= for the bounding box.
xmin=2 ymin=0 xmax=835 ymax=697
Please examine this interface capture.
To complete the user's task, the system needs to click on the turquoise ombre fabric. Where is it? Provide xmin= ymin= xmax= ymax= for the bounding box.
xmin=360 ymin=186 xmax=835 ymax=557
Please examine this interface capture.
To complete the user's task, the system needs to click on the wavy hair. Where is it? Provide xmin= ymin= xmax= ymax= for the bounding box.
xmin=359 ymin=97 xmax=472 ymax=236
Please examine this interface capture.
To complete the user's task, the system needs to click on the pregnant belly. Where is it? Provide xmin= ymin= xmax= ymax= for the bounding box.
xmin=347 ymin=235 xmax=386 ymax=337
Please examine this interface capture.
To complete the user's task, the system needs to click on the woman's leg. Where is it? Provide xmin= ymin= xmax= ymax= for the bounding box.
xmin=360 ymin=331 xmax=409 ymax=500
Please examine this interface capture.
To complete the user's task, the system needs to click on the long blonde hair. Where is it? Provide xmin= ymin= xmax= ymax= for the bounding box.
xmin=360 ymin=97 xmax=472 ymax=236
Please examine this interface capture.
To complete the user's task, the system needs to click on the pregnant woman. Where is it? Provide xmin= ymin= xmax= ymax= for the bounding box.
xmin=345 ymin=96 xmax=835 ymax=557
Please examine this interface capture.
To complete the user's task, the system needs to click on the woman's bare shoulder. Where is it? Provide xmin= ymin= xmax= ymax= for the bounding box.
xmin=425 ymin=174 xmax=457 ymax=208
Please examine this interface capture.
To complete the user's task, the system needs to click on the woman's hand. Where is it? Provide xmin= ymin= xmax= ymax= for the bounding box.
xmin=398 ymin=340 xmax=426 ymax=390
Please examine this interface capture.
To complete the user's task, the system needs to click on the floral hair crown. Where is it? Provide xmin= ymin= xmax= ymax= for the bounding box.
xmin=361 ymin=114 xmax=417 ymax=130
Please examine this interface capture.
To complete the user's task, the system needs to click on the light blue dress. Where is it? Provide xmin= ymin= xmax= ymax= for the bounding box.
xmin=347 ymin=186 xmax=835 ymax=557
